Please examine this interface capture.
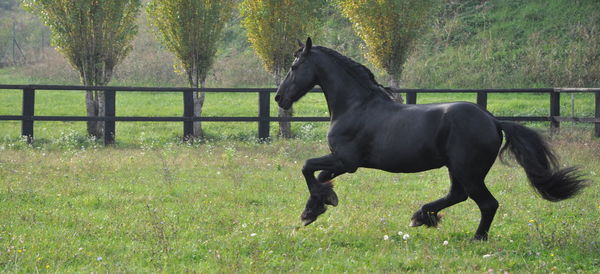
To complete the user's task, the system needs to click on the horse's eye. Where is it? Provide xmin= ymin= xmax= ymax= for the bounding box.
xmin=291 ymin=64 xmax=298 ymax=71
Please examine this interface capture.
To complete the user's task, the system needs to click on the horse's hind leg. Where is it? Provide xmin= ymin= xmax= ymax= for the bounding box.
xmin=462 ymin=178 xmax=499 ymax=240
xmin=448 ymin=160 xmax=499 ymax=240
xmin=410 ymin=177 xmax=468 ymax=227
xmin=417 ymin=168 xmax=498 ymax=240
xmin=411 ymin=140 xmax=501 ymax=239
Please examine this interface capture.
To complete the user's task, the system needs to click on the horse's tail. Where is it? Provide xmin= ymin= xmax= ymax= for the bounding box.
xmin=498 ymin=121 xmax=588 ymax=201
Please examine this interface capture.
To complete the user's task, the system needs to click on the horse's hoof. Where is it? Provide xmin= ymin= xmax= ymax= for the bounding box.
xmin=410 ymin=210 xmax=441 ymax=228
xmin=473 ymin=234 xmax=488 ymax=241
xmin=324 ymin=190 xmax=338 ymax=207
xmin=320 ymin=181 xmax=338 ymax=207
xmin=409 ymin=219 xmax=423 ymax=227
xmin=300 ymin=204 xmax=327 ymax=226
xmin=302 ymin=218 xmax=316 ymax=226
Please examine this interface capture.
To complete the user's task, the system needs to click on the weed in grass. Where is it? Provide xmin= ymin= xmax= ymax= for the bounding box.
xmin=144 ymin=204 xmax=177 ymax=267
xmin=157 ymin=149 xmax=178 ymax=187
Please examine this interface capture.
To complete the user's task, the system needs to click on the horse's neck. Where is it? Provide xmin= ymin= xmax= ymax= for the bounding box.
xmin=316 ymin=63 xmax=373 ymax=119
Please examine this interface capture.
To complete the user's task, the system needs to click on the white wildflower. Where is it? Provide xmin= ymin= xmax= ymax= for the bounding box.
xmin=383 ymin=235 xmax=389 ymax=241
xmin=402 ymin=234 xmax=410 ymax=240
xmin=482 ymin=254 xmax=492 ymax=258
xmin=250 ymin=233 xmax=257 ymax=237
xmin=443 ymin=240 xmax=448 ymax=246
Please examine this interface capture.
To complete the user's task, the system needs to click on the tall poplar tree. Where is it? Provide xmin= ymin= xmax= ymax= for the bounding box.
xmin=24 ymin=0 xmax=141 ymax=138
xmin=338 ymin=0 xmax=436 ymax=102
xmin=240 ymin=0 xmax=320 ymax=138
xmin=147 ymin=0 xmax=235 ymax=139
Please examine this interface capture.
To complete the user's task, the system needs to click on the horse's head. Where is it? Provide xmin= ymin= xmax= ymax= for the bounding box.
xmin=275 ymin=37 xmax=318 ymax=110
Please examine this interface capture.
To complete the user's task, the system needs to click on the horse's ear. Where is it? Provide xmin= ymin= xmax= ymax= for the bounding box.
xmin=297 ymin=39 xmax=305 ymax=48
xmin=302 ymin=37 xmax=312 ymax=55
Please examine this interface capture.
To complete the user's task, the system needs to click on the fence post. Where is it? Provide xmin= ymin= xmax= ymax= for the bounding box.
xmin=183 ymin=90 xmax=194 ymax=141
xmin=21 ymin=87 xmax=35 ymax=143
xmin=477 ymin=91 xmax=488 ymax=110
xmin=104 ymin=89 xmax=116 ymax=145
xmin=406 ymin=92 xmax=417 ymax=104
xmin=595 ymin=91 xmax=600 ymax=138
xmin=550 ymin=89 xmax=560 ymax=133
xmin=258 ymin=90 xmax=271 ymax=141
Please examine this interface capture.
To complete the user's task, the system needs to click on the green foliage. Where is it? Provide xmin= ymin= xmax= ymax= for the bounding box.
xmin=239 ymin=0 xmax=322 ymax=80
xmin=146 ymin=0 xmax=235 ymax=87
xmin=337 ymin=0 xmax=437 ymax=79
xmin=402 ymin=0 xmax=600 ymax=88
xmin=22 ymin=0 xmax=141 ymax=86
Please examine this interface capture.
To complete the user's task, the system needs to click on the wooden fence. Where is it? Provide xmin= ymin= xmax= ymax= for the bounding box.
xmin=0 ymin=85 xmax=599 ymax=145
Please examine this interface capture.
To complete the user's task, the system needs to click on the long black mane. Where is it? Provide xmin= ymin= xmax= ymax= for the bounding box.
xmin=314 ymin=46 xmax=393 ymax=101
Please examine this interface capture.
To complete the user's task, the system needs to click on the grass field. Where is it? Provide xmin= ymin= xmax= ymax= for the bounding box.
xmin=0 ymin=134 xmax=598 ymax=272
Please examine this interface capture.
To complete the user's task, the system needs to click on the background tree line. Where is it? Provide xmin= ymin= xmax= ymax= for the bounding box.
xmin=3 ymin=0 xmax=600 ymax=139
xmin=4 ymin=0 xmax=599 ymax=89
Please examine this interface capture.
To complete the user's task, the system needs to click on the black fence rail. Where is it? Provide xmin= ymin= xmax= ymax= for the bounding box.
xmin=0 ymin=85 xmax=599 ymax=145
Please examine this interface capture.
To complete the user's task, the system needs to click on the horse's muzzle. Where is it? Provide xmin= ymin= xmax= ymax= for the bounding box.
xmin=275 ymin=95 xmax=292 ymax=110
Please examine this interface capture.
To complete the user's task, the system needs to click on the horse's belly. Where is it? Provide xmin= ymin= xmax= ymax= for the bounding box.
xmin=363 ymin=150 xmax=446 ymax=173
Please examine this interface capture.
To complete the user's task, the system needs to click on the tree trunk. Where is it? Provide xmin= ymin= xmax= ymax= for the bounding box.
xmin=95 ymin=90 xmax=105 ymax=138
xmin=84 ymin=90 xmax=106 ymax=139
xmin=188 ymin=66 xmax=205 ymax=140
xmin=275 ymin=72 xmax=293 ymax=138
xmin=85 ymin=90 xmax=99 ymax=137
xmin=278 ymin=107 xmax=293 ymax=138
xmin=193 ymin=80 xmax=206 ymax=138
xmin=389 ymin=75 xmax=404 ymax=104
xmin=82 ymin=60 xmax=110 ymax=140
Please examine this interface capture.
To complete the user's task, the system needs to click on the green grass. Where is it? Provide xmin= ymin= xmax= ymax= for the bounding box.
xmin=0 ymin=135 xmax=598 ymax=272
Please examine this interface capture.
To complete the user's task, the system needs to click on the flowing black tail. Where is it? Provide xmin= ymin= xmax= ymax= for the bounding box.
xmin=498 ymin=121 xmax=588 ymax=201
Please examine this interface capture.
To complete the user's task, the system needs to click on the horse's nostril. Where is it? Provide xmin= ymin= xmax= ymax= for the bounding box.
xmin=275 ymin=95 xmax=281 ymax=102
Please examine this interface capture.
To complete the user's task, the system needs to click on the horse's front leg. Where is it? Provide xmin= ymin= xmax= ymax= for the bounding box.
xmin=301 ymin=154 xmax=347 ymax=226
xmin=316 ymin=168 xmax=348 ymax=206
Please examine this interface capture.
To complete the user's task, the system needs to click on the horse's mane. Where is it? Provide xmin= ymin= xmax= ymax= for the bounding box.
xmin=314 ymin=46 xmax=393 ymax=101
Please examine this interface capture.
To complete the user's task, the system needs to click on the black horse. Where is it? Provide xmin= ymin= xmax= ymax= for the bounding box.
xmin=275 ymin=38 xmax=587 ymax=240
